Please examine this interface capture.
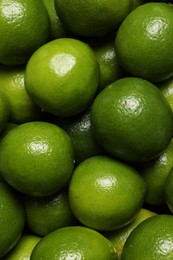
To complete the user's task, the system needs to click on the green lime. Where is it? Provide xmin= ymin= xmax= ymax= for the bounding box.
xmin=24 ymin=188 xmax=78 ymax=236
xmin=25 ymin=38 xmax=99 ymax=117
xmin=115 ymin=3 xmax=173 ymax=82
xmin=0 ymin=65 xmax=43 ymax=123
xmin=139 ymin=139 xmax=173 ymax=205
xmin=52 ymin=108 xmax=105 ymax=164
xmin=69 ymin=155 xmax=145 ymax=231
xmin=90 ymin=35 xmax=125 ymax=91
xmin=0 ymin=0 xmax=50 ymax=65
xmin=54 ymin=0 xmax=132 ymax=37
xmin=121 ymin=214 xmax=173 ymax=259
xmin=42 ymin=0 xmax=68 ymax=39
xmin=104 ymin=208 xmax=157 ymax=259
xmin=3 ymin=234 xmax=41 ymax=260
xmin=91 ymin=77 xmax=173 ymax=163
xmin=30 ymin=226 xmax=117 ymax=259
xmin=0 ymin=182 xmax=25 ymax=258
xmin=158 ymin=75 xmax=173 ymax=114
xmin=0 ymin=121 xmax=74 ymax=196
xmin=0 ymin=90 xmax=9 ymax=132
xmin=164 ymin=167 xmax=173 ymax=213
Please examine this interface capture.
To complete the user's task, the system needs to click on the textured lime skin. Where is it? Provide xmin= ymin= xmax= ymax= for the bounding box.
xmin=0 ymin=182 xmax=25 ymax=258
xmin=3 ymin=234 xmax=41 ymax=260
xmin=0 ymin=121 xmax=74 ymax=196
xmin=158 ymin=75 xmax=173 ymax=114
xmin=24 ymin=188 xmax=77 ymax=236
xmin=139 ymin=139 xmax=173 ymax=206
xmin=52 ymin=108 xmax=105 ymax=164
xmin=115 ymin=3 xmax=173 ymax=82
xmin=91 ymin=36 xmax=124 ymax=91
xmin=55 ymin=0 xmax=132 ymax=37
xmin=165 ymin=168 xmax=173 ymax=213
xmin=0 ymin=66 xmax=43 ymax=123
xmin=105 ymin=208 xmax=156 ymax=260
xmin=91 ymin=77 xmax=173 ymax=163
xmin=31 ymin=226 xmax=117 ymax=259
xmin=42 ymin=0 xmax=68 ymax=39
xmin=0 ymin=91 xmax=9 ymax=132
xmin=121 ymin=215 xmax=173 ymax=260
xmin=69 ymin=155 xmax=145 ymax=231
xmin=25 ymin=38 xmax=99 ymax=117
xmin=0 ymin=0 xmax=50 ymax=65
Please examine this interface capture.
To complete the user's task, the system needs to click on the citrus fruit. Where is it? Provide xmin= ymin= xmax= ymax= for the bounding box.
xmin=0 ymin=181 xmax=25 ymax=258
xmin=24 ymin=188 xmax=78 ymax=236
xmin=115 ymin=2 xmax=173 ymax=82
xmin=164 ymin=167 xmax=173 ymax=213
xmin=121 ymin=214 xmax=173 ymax=259
xmin=3 ymin=234 xmax=41 ymax=260
xmin=54 ymin=0 xmax=132 ymax=37
xmin=30 ymin=226 xmax=117 ymax=259
xmin=158 ymin=75 xmax=173 ymax=114
xmin=0 ymin=122 xmax=16 ymax=181
xmin=52 ymin=108 xmax=105 ymax=164
xmin=131 ymin=0 xmax=146 ymax=10
xmin=25 ymin=38 xmax=99 ymax=117
xmin=69 ymin=155 xmax=145 ymax=231
xmin=0 ymin=0 xmax=50 ymax=65
xmin=104 ymin=208 xmax=157 ymax=259
xmin=0 ymin=65 xmax=43 ymax=124
xmin=138 ymin=138 xmax=173 ymax=205
xmin=0 ymin=121 xmax=74 ymax=197
xmin=0 ymin=89 xmax=9 ymax=132
xmin=90 ymin=35 xmax=125 ymax=91
xmin=0 ymin=123 xmax=18 ymax=152
xmin=91 ymin=77 xmax=173 ymax=163
xmin=42 ymin=0 xmax=68 ymax=39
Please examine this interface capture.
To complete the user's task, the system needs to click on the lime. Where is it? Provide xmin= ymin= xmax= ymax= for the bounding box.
xmin=3 ymin=234 xmax=41 ymax=260
xmin=69 ymin=155 xmax=145 ymax=231
xmin=0 ymin=65 xmax=43 ymax=123
xmin=0 ymin=0 xmax=50 ymax=65
xmin=104 ymin=208 xmax=157 ymax=259
xmin=91 ymin=77 xmax=173 ymax=163
xmin=30 ymin=226 xmax=117 ymax=259
xmin=0 ymin=182 xmax=25 ymax=258
xmin=139 ymin=139 xmax=173 ymax=205
xmin=0 ymin=121 xmax=74 ymax=196
xmin=25 ymin=38 xmax=99 ymax=117
xmin=54 ymin=0 xmax=132 ymax=37
xmin=115 ymin=3 xmax=173 ymax=82
xmin=0 ymin=90 xmax=9 ymax=132
xmin=121 ymin=214 xmax=173 ymax=259
xmin=24 ymin=188 xmax=78 ymax=236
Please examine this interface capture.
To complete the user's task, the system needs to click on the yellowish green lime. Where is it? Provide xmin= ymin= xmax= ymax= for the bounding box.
xmin=25 ymin=38 xmax=99 ymax=117
xmin=30 ymin=226 xmax=117 ymax=259
xmin=0 ymin=121 xmax=74 ymax=196
xmin=69 ymin=155 xmax=145 ymax=231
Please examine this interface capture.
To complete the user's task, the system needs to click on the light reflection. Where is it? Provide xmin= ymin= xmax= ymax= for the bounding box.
xmin=159 ymin=239 xmax=173 ymax=255
xmin=50 ymin=53 xmax=76 ymax=77
xmin=59 ymin=251 xmax=82 ymax=260
xmin=1 ymin=2 xmax=25 ymax=20
xmin=96 ymin=176 xmax=117 ymax=190
xmin=28 ymin=141 xmax=50 ymax=155
xmin=103 ymin=49 xmax=115 ymax=61
xmin=122 ymin=96 xmax=142 ymax=115
xmin=158 ymin=153 xmax=167 ymax=165
xmin=146 ymin=19 xmax=168 ymax=40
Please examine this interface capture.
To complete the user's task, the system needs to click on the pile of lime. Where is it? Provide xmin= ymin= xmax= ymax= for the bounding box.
xmin=1 ymin=0 xmax=173 ymax=259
